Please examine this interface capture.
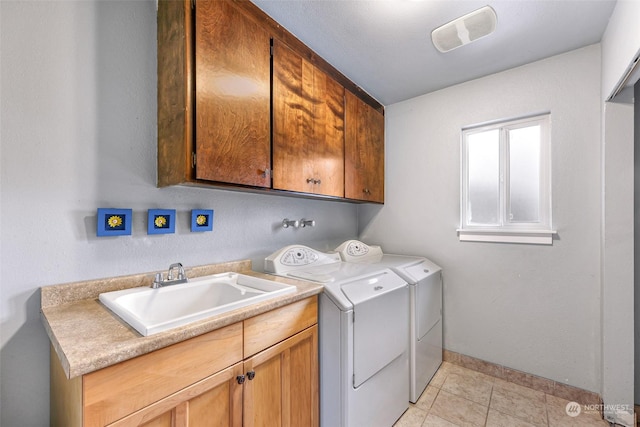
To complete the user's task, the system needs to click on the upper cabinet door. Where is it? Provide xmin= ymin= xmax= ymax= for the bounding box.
xmin=272 ymin=39 xmax=345 ymax=197
xmin=345 ymin=90 xmax=385 ymax=203
xmin=195 ymin=0 xmax=271 ymax=187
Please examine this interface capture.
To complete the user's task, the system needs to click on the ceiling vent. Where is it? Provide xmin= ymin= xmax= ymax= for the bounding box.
xmin=431 ymin=6 xmax=497 ymax=53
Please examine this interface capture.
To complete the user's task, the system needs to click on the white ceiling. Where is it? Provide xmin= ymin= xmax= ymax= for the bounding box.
xmin=252 ymin=0 xmax=617 ymax=105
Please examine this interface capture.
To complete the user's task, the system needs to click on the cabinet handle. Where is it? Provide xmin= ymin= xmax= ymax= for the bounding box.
xmin=260 ymin=168 xmax=271 ymax=178
xmin=315 ymin=178 xmax=321 ymax=184
xmin=236 ymin=375 xmax=246 ymax=384
xmin=247 ymin=370 xmax=256 ymax=380
xmin=306 ymin=178 xmax=321 ymax=185
xmin=363 ymin=188 xmax=371 ymax=194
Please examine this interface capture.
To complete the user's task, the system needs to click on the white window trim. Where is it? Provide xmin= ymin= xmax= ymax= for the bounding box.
xmin=459 ymin=113 xmax=556 ymax=245
xmin=456 ymin=228 xmax=556 ymax=245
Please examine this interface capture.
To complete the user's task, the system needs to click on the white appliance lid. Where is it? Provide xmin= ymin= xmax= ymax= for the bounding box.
xmin=334 ymin=240 xmax=442 ymax=283
xmin=340 ymin=270 xmax=407 ymax=306
xmin=264 ymin=244 xmax=409 ymax=310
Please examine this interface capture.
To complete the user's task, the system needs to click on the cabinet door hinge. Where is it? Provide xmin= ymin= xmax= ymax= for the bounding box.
xmin=191 ymin=0 xmax=195 ymax=9
xmin=192 ymin=152 xmax=196 ymax=168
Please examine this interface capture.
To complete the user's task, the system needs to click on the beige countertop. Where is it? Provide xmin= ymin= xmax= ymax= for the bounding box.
xmin=41 ymin=259 xmax=323 ymax=379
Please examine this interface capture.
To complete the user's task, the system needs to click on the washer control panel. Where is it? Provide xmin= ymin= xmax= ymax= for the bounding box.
xmin=265 ymin=245 xmax=341 ymax=274
xmin=334 ymin=240 xmax=383 ymax=262
xmin=280 ymin=247 xmax=319 ymax=266
xmin=346 ymin=241 xmax=369 ymax=257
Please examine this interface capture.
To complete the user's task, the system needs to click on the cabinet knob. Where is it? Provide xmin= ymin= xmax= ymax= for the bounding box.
xmin=236 ymin=375 xmax=246 ymax=384
xmin=247 ymin=370 xmax=256 ymax=380
xmin=260 ymin=168 xmax=271 ymax=178
xmin=363 ymin=188 xmax=371 ymax=194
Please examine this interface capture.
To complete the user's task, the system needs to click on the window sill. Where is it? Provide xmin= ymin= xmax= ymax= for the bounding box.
xmin=456 ymin=229 xmax=557 ymax=245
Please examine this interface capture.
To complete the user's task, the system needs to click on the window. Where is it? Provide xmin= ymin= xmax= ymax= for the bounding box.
xmin=459 ymin=114 xmax=554 ymax=244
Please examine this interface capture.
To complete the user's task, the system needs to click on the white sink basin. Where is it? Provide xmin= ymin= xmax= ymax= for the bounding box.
xmin=99 ymin=272 xmax=296 ymax=336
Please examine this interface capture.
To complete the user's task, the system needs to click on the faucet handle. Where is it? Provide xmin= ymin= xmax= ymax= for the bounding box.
xmin=300 ymin=219 xmax=315 ymax=228
xmin=282 ymin=219 xmax=299 ymax=229
xmin=152 ymin=272 xmax=164 ymax=289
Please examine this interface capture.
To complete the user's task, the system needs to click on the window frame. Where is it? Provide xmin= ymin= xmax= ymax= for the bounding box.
xmin=458 ymin=113 xmax=555 ymax=244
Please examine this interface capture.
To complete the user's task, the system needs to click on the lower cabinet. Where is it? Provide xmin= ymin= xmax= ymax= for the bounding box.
xmin=244 ymin=326 xmax=318 ymax=427
xmin=51 ymin=297 xmax=318 ymax=427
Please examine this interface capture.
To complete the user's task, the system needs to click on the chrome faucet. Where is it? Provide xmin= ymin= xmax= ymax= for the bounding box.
xmin=151 ymin=262 xmax=188 ymax=288
xmin=168 ymin=263 xmax=186 ymax=281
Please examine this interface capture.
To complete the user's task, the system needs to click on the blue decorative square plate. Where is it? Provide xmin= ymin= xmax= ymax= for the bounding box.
xmin=97 ymin=208 xmax=132 ymax=236
xmin=148 ymin=209 xmax=176 ymax=234
xmin=191 ymin=209 xmax=214 ymax=232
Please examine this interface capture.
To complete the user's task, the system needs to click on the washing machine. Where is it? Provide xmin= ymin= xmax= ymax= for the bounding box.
xmin=335 ymin=240 xmax=442 ymax=403
xmin=265 ymin=245 xmax=409 ymax=427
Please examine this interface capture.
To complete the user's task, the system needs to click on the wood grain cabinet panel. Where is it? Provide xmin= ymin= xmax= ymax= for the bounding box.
xmin=244 ymin=325 xmax=319 ymax=427
xmin=272 ymin=39 xmax=345 ymax=197
xmin=194 ymin=0 xmax=271 ymax=187
xmin=244 ymin=295 xmax=317 ymax=358
xmin=345 ymin=90 xmax=385 ymax=203
xmin=108 ymin=363 xmax=243 ymax=427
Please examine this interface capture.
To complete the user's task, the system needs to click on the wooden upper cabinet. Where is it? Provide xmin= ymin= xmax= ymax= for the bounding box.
xmin=194 ymin=0 xmax=271 ymax=187
xmin=272 ymin=39 xmax=345 ymax=198
xmin=345 ymin=90 xmax=385 ymax=203
xmin=158 ymin=0 xmax=384 ymax=202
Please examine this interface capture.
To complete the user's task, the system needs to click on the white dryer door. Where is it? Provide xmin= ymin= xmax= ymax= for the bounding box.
xmin=342 ymin=273 xmax=409 ymax=388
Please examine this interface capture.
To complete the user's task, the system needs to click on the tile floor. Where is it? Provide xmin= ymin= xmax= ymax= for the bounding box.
xmin=393 ymin=361 xmax=612 ymax=427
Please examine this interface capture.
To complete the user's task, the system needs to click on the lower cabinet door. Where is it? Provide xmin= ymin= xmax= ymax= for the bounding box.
xmin=243 ymin=325 xmax=318 ymax=427
xmin=108 ymin=363 xmax=243 ymax=427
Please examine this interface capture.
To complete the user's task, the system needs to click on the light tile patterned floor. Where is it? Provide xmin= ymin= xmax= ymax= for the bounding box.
xmin=393 ymin=362 xmax=611 ymax=427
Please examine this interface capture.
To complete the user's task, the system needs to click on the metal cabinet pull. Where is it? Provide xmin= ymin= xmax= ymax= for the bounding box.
xmin=247 ymin=370 xmax=256 ymax=380
xmin=236 ymin=375 xmax=246 ymax=384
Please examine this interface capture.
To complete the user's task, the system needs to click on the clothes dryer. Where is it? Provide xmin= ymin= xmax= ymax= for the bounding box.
xmin=265 ymin=245 xmax=409 ymax=427
xmin=335 ymin=240 xmax=442 ymax=403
